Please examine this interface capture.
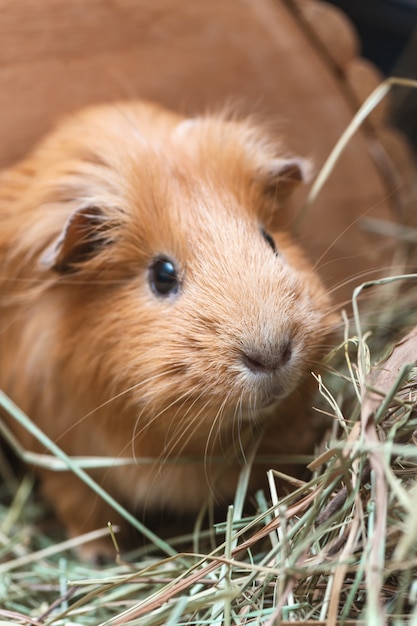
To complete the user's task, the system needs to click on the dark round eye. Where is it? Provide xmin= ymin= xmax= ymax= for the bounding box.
xmin=148 ymin=257 xmax=179 ymax=296
xmin=261 ymin=228 xmax=278 ymax=255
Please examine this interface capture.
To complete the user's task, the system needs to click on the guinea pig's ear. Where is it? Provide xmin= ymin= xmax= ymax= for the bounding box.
xmin=41 ymin=205 xmax=110 ymax=273
xmin=259 ymin=156 xmax=312 ymax=201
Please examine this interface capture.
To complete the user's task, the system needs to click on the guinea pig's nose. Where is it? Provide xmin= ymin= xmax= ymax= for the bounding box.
xmin=242 ymin=340 xmax=292 ymax=374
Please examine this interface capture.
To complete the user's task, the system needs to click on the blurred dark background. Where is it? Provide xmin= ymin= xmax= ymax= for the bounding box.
xmin=329 ymin=0 xmax=417 ymax=148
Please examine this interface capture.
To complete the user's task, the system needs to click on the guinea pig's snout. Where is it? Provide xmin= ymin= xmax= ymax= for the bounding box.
xmin=241 ymin=339 xmax=292 ymax=375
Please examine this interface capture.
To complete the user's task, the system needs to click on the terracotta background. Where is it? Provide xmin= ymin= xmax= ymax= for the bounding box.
xmin=1 ymin=0 xmax=414 ymax=304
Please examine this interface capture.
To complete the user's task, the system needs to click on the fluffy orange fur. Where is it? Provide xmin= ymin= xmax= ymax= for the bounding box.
xmin=0 ymin=101 xmax=337 ymax=559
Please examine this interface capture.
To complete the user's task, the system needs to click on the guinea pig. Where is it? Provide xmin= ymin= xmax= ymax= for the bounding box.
xmin=0 ymin=100 xmax=337 ymax=560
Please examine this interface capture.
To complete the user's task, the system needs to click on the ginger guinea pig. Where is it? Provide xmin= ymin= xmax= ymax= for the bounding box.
xmin=0 ymin=101 xmax=336 ymax=559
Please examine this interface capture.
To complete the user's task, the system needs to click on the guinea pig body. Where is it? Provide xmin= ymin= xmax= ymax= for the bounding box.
xmin=0 ymin=101 xmax=336 ymax=558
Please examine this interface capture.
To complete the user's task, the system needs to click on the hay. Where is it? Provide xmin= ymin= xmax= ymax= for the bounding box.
xmin=1 ymin=78 xmax=417 ymax=624
xmin=1 ymin=313 xmax=416 ymax=624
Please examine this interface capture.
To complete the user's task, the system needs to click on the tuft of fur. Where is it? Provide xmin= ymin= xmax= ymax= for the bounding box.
xmin=0 ymin=100 xmax=337 ymax=559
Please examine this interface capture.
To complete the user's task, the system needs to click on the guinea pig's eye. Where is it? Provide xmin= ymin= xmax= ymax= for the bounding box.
xmin=261 ymin=228 xmax=278 ymax=255
xmin=148 ymin=257 xmax=179 ymax=296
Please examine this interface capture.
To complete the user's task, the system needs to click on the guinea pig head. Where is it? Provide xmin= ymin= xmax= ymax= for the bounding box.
xmin=36 ymin=107 xmax=335 ymax=457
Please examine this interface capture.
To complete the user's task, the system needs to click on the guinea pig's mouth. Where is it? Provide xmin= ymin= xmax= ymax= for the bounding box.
xmin=235 ymin=393 xmax=282 ymax=423
xmin=244 ymin=386 xmax=286 ymax=413
xmin=257 ymin=395 xmax=280 ymax=409
xmin=251 ymin=373 xmax=299 ymax=410
xmin=254 ymin=391 xmax=287 ymax=413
